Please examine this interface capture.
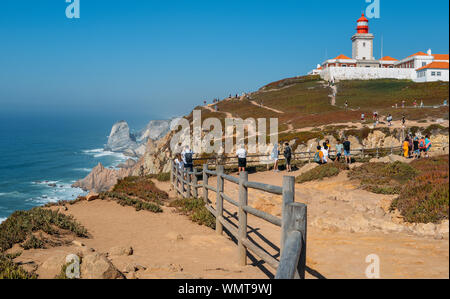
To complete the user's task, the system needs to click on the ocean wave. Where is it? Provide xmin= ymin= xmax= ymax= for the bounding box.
xmin=0 ymin=191 xmax=24 ymax=198
xmin=74 ymin=168 xmax=92 ymax=173
xmin=82 ymin=148 xmax=128 ymax=160
xmin=27 ymin=181 xmax=87 ymax=205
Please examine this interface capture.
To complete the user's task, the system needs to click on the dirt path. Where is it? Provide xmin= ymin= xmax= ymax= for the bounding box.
xmin=14 ymin=198 xmax=267 ymax=279
xmin=204 ymin=104 xmax=234 ymax=119
xmin=249 ymin=100 xmax=285 ymax=114
xmin=203 ymin=168 xmax=449 ymax=279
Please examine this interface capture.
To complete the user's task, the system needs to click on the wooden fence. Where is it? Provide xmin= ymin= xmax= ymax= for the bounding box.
xmin=170 ymin=162 xmax=307 ymax=279
xmin=193 ymin=142 xmax=449 ymax=167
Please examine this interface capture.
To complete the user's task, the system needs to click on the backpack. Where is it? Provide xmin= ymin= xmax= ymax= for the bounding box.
xmin=284 ymin=146 xmax=292 ymax=159
xmin=313 ymin=151 xmax=321 ymax=163
xmin=185 ymin=152 xmax=193 ymax=164
xmin=419 ymin=139 xmax=426 ymax=149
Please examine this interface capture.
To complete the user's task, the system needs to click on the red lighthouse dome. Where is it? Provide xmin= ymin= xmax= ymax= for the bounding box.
xmin=356 ymin=13 xmax=369 ymax=34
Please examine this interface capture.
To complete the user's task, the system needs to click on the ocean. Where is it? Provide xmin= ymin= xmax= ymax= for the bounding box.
xmin=0 ymin=113 xmax=151 ymax=223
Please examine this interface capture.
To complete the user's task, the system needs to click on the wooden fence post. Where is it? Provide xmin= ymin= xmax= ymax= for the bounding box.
xmin=202 ymin=164 xmax=208 ymax=203
xmin=186 ymin=170 xmax=192 ymax=198
xmin=170 ymin=160 xmax=174 ymax=186
xmin=281 ymin=176 xmax=295 ymax=250
xmin=216 ymin=165 xmax=224 ymax=235
xmin=278 ymin=203 xmax=307 ymax=279
xmin=192 ymin=170 xmax=198 ymax=198
xmin=181 ymin=168 xmax=186 ymax=198
xmin=175 ymin=166 xmax=180 ymax=197
xmin=238 ymin=171 xmax=249 ymax=266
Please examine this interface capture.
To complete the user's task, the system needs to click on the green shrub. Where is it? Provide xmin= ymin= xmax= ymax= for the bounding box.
xmin=349 ymin=161 xmax=418 ymax=194
xmin=113 ymin=176 xmax=169 ymax=203
xmin=22 ymin=235 xmax=45 ymax=250
xmin=156 ymin=172 xmax=171 ymax=182
xmin=102 ymin=192 xmax=163 ymax=213
xmin=0 ymin=208 xmax=88 ymax=253
xmin=296 ymin=163 xmax=349 ymax=184
xmin=0 ymin=254 xmax=36 ymax=279
xmin=391 ymin=156 xmax=449 ymax=224
xmin=170 ymin=198 xmax=216 ymax=229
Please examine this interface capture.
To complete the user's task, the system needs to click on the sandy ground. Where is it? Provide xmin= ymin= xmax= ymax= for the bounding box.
xmin=13 ymin=169 xmax=449 ymax=279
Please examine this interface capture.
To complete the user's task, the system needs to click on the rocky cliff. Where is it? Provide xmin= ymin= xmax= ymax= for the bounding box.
xmin=72 ymin=163 xmax=133 ymax=193
xmin=105 ymin=121 xmax=139 ymax=154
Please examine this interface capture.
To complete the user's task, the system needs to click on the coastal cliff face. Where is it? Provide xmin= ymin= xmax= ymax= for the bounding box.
xmin=104 ymin=120 xmax=170 ymax=158
xmin=72 ymin=163 xmax=133 ymax=193
xmin=105 ymin=121 xmax=138 ymax=153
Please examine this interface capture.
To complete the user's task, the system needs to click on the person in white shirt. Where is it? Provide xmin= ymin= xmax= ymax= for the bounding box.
xmin=236 ymin=146 xmax=247 ymax=173
xmin=321 ymin=143 xmax=329 ymax=164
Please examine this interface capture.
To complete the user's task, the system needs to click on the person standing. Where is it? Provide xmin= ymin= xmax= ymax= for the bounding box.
xmin=403 ymin=138 xmax=410 ymax=158
xmin=361 ymin=113 xmax=365 ymax=123
xmin=335 ymin=140 xmax=344 ymax=162
xmin=283 ymin=143 xmax=293 ymax=172
xmin=343 ymin=137 xmax=351 ymax=165
xmin=425 ymin=135 xmax=432 ymax=158
xmin=413 ymin=137 xmax=420 ymax=159
xmin=387 ymin=114 xmax=393 ymax=127
xmin=321 ymin=143 xmax=329 ymax=164
xmin=236 ymin=146 xmax=247 ymax=174
xmin=182 ymin=146 xmax=194 ymax=173
xmin=402 ymin=114 xmax=406 ymax=127
xmin=270 ymin=143 xmax=280 ymax=172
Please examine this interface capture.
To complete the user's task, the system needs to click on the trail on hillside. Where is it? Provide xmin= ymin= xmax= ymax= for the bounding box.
xmin=249 ymin=100 xmax=285 ymax=114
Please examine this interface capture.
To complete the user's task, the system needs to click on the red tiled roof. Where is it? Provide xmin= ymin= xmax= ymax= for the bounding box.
xmin=416 ymin=62 xmax=449 ymax=71
xmin=380 ymin=56 xmax=398 ymax=61
xmin=407 ymin=51 xmax=428 ymax=58
xmin=433 ymin=54 xmax=449 ymax=60
xmin=334 ymin=54 xmax=352 ymax=60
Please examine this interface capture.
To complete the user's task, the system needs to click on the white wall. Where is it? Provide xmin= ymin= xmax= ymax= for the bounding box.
xmin=415 ymin=69 xmax=449 ymax=83
xmin=321 ymin=67 xmax=416 ymax=81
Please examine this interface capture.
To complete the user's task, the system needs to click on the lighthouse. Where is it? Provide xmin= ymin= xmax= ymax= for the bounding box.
xmin=351 ymin=14 xmax=377 ymax=66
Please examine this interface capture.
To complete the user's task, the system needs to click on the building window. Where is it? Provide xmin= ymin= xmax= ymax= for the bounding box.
xmin=437 ymin=72 xmax=441 ymax=76
xmin=431 ymin=72 xmax=436 ymax=76
xmin=422 ymin=62 xmax=427 ymax=67
xmin=363 ymin=42 xmax=366 ymax=47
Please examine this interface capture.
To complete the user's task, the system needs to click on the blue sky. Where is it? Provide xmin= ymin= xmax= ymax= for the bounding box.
xmin=0 ymin=0 xmax=448 ymax=121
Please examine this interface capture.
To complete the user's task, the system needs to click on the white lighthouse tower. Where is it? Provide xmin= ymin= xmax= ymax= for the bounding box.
xmin=351 ymin=14 xmax=378 ymax=67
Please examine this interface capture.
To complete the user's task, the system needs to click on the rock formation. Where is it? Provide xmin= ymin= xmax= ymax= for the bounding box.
xmin=105 ymin=121 xmax=138 ymax=154
xmin=72 ymin=163 xmax=133 ymax=193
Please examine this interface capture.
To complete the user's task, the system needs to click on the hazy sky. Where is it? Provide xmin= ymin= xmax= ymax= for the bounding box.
xmin=0 ymin=0 xmax=448 ymax=121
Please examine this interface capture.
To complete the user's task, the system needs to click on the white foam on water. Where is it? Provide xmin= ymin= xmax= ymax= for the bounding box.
xmin=74 ymin=168 xmax=92 ymax=173
xmin=0 ymin=191 xmax=24 ymax=198
xmin=27 ymin=181 xmax=87 ymax=205
xmin=0 ymin=217 xmax=6 ymax=224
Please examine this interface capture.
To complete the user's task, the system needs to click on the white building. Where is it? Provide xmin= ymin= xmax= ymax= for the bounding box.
xmin=415 ymin=62 xmax=449 ymax=83
xmin=310 ymin=14 xmax=449 ymax=83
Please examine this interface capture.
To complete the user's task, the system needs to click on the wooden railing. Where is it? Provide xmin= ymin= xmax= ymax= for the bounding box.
xmin=192 ymin=142 xmax=449 ymax=166
xmin=171 ymin=162 xmax=307 ymax=279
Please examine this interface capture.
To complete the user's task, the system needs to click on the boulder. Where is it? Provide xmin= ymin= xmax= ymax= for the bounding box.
xmin=108 ymin=246 xmax=133 ymax=257
xmin=86 ymin=193 xmax=99 ymax=202
xmin=81 ymin=253 xmax=124 ymax=279
xmin=72 ymin=163 xmax=133 ymax=193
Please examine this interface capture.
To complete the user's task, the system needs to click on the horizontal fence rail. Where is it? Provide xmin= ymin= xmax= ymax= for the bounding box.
xmin=171 ymin=162 xmax=307 ymax=279
xmin=191 ymin=142 xmax=449 ymax=166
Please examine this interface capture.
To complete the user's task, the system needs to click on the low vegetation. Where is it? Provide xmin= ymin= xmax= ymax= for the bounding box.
xmin=391 ymin=156 xmax=449 ymax=224
xmin=296 ymin=163 xmax=349 ymax=184
xmin=113 ymin=176 xmax=169 ymax=204
xmin=170 ymin=198 xmax=216 ymax=229
xmin=0 ymin=208 xmax=88 ymax=253
xmin=0 ymin=253 xmax=36 ymax=279
xmin=349 ymin=161 xmax=418 ymax=195
xmin=100 ymin=192 xmax=163 ymax=213
xmin=350 ymin=156 xmax=449 ymax=224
